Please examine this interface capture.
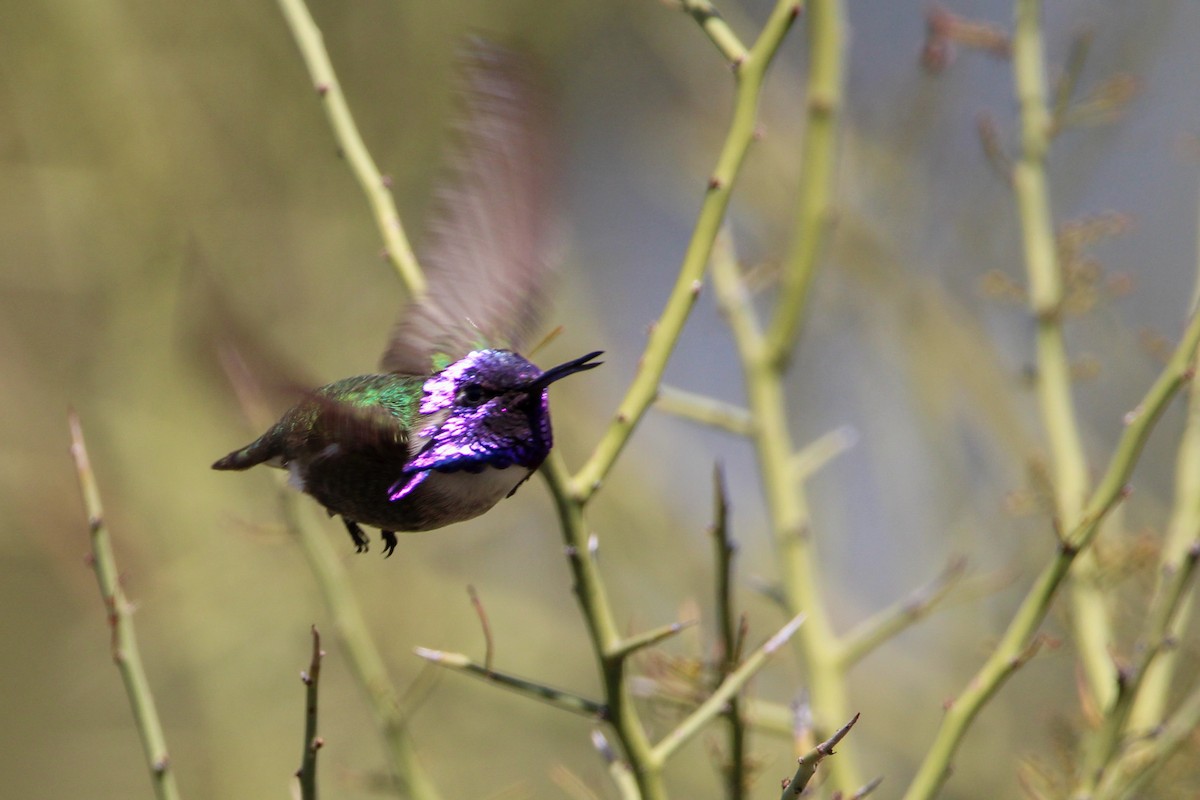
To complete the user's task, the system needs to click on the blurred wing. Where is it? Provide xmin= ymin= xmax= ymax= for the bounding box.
xmin=380 ymin=41 xmax=557 ymax=375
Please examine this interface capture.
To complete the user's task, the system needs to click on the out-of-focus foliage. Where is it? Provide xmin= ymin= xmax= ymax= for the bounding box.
xmin=3 ymin=0 xmax=1200 ymax=798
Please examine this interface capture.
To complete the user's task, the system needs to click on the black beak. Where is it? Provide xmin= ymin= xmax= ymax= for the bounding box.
xmin=528 ymin=350 xmax=604 ymax=392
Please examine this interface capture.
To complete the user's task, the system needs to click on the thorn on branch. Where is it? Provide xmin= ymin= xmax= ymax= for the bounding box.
xmin=780 ymin=713 xmax=862 ymax=798
xmin=849 ymin=776 xmax=885 ymax=798
xmin=467 ymin=585 xmax=495 ymax=674
xmin=976 ymin=111 xmax=1013 ymax=183
xmin=921 ymin=6 xmax=1011 ymax=73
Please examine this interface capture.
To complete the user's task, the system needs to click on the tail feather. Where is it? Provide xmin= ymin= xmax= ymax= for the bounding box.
xmin=212 ymin=432 xmax=281 ymax=471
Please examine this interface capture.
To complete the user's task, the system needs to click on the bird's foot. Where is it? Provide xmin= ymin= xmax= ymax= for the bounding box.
xmin=381 ymin=531 xmax=398 ymax=559
xmin=341 ymin=518 xmax=370 ymax=553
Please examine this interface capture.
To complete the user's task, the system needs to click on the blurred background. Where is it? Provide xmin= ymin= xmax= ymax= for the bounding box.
xmin=4 ymin=0 xmax=1200 ymax=797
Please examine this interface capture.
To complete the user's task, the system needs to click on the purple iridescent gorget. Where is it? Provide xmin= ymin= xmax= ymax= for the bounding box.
xmin=388 ymin=349 xmax=555 ymax=501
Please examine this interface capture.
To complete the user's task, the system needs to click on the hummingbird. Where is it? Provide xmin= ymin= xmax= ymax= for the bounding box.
xmin=212 ymin=42 xmax=601 ymax=557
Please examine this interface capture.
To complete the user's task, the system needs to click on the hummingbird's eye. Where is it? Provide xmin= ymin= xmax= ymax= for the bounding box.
xmin=459 ymin=383 xmax=487 ymax=406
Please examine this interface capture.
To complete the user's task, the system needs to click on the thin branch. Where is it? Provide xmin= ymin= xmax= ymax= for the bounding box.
xmin=414 ymin=648 xmax=607 ymax=719
xmin=976 ymin=111 xmax=1014 ymax=183
xmin=655 ymin=385 xmax=755 ymax=436
xmin=634 ymin=681 xmax=801 ymax=739
xmin=764 ymin=0 xmax=845 ymax=367
xmin=679 ymin=0 xmax=751 ymax=65
xmin=713 ymin=204 xmax=858 ymax=789
xmin=1076 ymin=542 xmax=1200 ymax=794
xmin=650 ymin=613 xmax=805 ymax=766
xmin=542 ymin=454 xmax=665 ymax=798
xmin=779 ymin=712 xmax=861 ymax=798
xmin=1049 ymin=28 xmax=1093 ymax=134
xmin=1129 ymin=182 xmax=1200 ymax=731
xmin=68 ymin=411 xmax=182 ymax=800
xmin=847 ymin=776 xmax=886 ymax=799
xmin=836 ymin=557 xmax=967 ymax=669
xmin=712 ymin=465 xmax=737 ymax=670
xmin=280 ymin=494 xmax=442 ymax=800
xmin=711 ymin=463 xmax=747 ymax=797
xmin=592 ymin=731 xmax=643 ymax=800
xmin=1069 ymin=307 xmax=1200 ymax=554
xmin=790 ymin=425 xmax=859 ymax=486
xmin=466 ymin=585 xmax=494 ymax=673
xmin=609 ymin=620 xmax=698 ymax=662
xmin=571 ymin=0 xmax=801 ymax=503
xmin=1093 ymin=677 xmax=1200 ymax=800
xmin=296 ymin=625 xmax=324 ymax=800
xmin=274 ymin=0 xmax=425 ymax=295
xmin=1009 ymin=0 xmax=1114 ymax=711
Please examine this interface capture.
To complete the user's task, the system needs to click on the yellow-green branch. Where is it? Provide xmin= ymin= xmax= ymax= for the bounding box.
xmin=1129 ymin=184 xmax=1200 ymax=731
xmin=712 ymin=229 xmax=858 ymax=789
xmin=571 ymin=0 xmax=801 ymax=502
xmin=765 ymin=0 xmax=845 ymax=366
xmin=901 ymin=306 xmax=1200 ymax=800
xmin=275 ymin=0 xmax=426 ymax=295
xmin=649 ymin=614 xmax=806 ymax=767
xmin=69 ymin=412 xmax=182 ymax=800
xmin=542 ymin=454 xmax=664 ymax=799
xmin=1010 ymin=0 xmax=1114 ymax=710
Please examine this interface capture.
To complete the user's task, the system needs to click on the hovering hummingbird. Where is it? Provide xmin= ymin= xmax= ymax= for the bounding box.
xmin=213 ymin=42 xmax=601 ymax=557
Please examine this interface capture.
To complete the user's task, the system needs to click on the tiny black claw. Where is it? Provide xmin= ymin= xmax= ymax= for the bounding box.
xmin=342 ymin=518 xmax=370 ymax=553
xmin=381 ymin=531 xmax=398 ymax=559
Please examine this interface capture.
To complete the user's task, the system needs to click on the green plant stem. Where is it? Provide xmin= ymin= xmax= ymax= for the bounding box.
xmin=274 ymin=0 xmax=425 ymax=295
xmin=635 ymin=683 xmax=799 ymax=739
xmin=414 ymin=648 xmax=608 ymax=718
xmin=649 ymin=614 xmax=805 ymax=766
xmin=1011 ymin=0 xmax=1114 ymax=713
xmin=655 ymin=385 xmax=754 ymax=436
xmin=297 ymin=625 xmax=323 ymax=800
xmin=680 ymin=0 xmax=751 ymax=64
xmin=1075 ymin=543 xmax=1200 ymax=796
xmin=592 ymin=731 xmax=644 ymax=800
xmin=764 ymin=0 xmax=845 ymax=367
xmin=835 ymin=557 xmax=967 ymax=669
xmin=712 ymin=236 xmax=859 ymax=790
xmin=713 ymin=1 xmax=851 ymax=785
xmin=542 ymin=454 xmax=665 ymax=800
xmin=901 ymin=307 xmax=1200 ymax=800
xmin=571 ymin=0 xmax=800 ymax=502
xmin=1129 ymin=189 xmax=1200 ymax=731
xmin=280 ymin=494 xmax=441 ymax=800
xmin=609 ymin=620 xmax=697 ymax=661
xmin=68 ymin=412 xmax=182 ymax=800
xmin=1093 ymin=677 xmax=1200 ymax=800
xmin=790 ymin=425 xmax=858 ymax=485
